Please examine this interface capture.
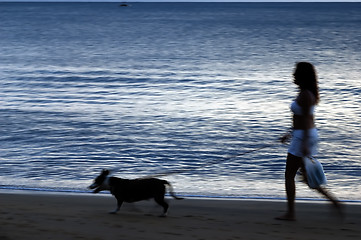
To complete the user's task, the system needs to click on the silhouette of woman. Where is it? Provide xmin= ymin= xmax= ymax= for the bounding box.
xmin=276 ymin=62 xmax=342 ymax=221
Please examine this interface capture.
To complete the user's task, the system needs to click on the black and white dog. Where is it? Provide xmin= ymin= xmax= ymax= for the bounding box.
xmin=89 ymin=169 xmax=183 ymax=216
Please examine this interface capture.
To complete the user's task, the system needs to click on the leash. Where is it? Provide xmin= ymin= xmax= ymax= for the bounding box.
xmin=138 ymin=142 xmax=278 ymax=179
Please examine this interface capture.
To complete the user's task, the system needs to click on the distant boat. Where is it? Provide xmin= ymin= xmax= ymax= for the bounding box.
xmin=119 ymin=3 xmax=129 ymax=7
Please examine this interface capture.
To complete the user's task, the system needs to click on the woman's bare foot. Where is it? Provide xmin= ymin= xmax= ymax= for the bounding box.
xmin=332 ymin=201 xmax=344 ymax=219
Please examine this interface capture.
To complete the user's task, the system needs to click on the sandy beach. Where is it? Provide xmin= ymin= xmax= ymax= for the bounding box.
xmin=1 ymin=191 xmax=360 ymax=240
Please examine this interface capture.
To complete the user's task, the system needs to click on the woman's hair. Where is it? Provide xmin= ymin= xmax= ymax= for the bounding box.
xmin=293 ymin=62 xmax=320 ymax=104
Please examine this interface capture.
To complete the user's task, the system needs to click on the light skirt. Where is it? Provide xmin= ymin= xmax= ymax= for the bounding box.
xmin=288 ymin=128 xmax=318 ymax=157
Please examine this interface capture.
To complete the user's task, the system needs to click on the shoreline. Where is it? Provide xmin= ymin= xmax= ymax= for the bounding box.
xmin=1 ymin=191 xmax=361 ymax=240
xmin=1 ymin=188 xmax=361 ymax=204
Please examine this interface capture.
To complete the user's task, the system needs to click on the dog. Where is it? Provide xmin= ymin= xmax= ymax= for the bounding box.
xmin=89 ymin=169 xmax=183 ymax=216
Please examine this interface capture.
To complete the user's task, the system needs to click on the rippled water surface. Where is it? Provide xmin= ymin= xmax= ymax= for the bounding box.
xmin=0 ymin=2 xmax=360 ymax=200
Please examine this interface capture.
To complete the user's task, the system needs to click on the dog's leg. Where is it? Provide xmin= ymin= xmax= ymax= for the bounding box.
xmin=154 ymin=196 xmax=169 ymax=217
xmin=109 ymin=198 xmax=123 ymax=214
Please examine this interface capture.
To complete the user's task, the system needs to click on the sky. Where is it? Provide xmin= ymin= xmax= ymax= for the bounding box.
xmin=1 ymin=0 xmax=361 ymax=2
xmin=2 ymin=0 xmax=361 ymax=2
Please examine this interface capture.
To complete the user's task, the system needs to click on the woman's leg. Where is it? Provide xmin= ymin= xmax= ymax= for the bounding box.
xmin=276 ymin=153 xmax=303 ymax=221
xmin=315 ymin=187 xmax=342 ymax=212
xmin=301 ymin=160 xmax=342 ymax=214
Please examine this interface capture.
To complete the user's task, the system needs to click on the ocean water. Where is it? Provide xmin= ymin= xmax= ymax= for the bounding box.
xmin=0 ymin=2 xmax=360 ymax=201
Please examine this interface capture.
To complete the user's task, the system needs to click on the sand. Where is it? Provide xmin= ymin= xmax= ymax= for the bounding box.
xmin=1 ymin=191 xmax=360 ymax=240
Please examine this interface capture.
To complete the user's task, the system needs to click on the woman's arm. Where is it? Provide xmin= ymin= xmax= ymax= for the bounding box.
xmin=297 ymin=90 xmax=315 ymax=156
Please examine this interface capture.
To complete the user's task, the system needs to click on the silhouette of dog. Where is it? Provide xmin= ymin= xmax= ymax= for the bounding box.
xmin=89 ymin=169 xmax=183 ymax=216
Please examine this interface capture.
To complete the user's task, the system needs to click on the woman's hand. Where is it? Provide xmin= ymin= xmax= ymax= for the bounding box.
xmin=280 ymin=132 xmax=292 ymax=144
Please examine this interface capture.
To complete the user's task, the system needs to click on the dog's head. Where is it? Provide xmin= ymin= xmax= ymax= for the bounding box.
xmin=89 ymin=169 xmax=111 ymax=193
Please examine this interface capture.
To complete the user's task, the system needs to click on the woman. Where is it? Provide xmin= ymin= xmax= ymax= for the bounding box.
xmin=276 ymin=62 xmax=341 ymax=221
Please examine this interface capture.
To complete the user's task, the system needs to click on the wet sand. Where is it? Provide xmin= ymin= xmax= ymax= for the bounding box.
xmin=1 ymin=191 xmax=360 ymax=240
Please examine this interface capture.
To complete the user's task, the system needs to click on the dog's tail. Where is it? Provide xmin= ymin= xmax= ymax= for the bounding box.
xmin=163 ymin=181 xmax=184 ymax=200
